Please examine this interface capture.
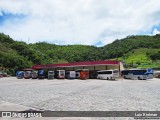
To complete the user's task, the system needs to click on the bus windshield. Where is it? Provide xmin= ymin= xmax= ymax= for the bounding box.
xmin=98 ymin=71 xmax=112 ymax=74
xmin=60 ymin=71 xmax=65 ymax=76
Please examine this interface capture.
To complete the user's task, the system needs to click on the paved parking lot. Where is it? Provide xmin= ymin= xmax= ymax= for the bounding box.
xmin=0 ymin=77 xmax=160 ymax=119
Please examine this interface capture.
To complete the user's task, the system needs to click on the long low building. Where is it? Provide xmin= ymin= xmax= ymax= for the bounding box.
xmin=32 ymin=60 xmax=124 ymax=78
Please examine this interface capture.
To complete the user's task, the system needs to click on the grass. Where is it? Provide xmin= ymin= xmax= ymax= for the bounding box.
xmin=113 ymin=48 xmax=160 ymax=68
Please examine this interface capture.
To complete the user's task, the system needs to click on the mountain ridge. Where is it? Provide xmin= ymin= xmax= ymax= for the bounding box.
xmin=0 ymin=33 xmax=160 ymax=75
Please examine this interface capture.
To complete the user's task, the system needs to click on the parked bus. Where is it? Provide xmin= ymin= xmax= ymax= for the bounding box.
xmin=55 ymin=70 xmax=65 ymax=79
xmin=76 ymin=69 xmax=89 ymax=80
xmin=31 ymin=71 xmax=38 ymax=79
xmin=38 ymin=70 xmax=45 ymax=79
xmin=16 ymin=71 xmax=24 ymax=79
xmin=65 ymin=71 xmax=76 ymax=79
xmin=97 ymin=69 xmax=119 ymax=80
xmin=122 ymin=68 xmax=153 ymax=80
xmin=24 ymin=71 xmax=31 ymax=79
xmin=48 ymin=71 xmax=54 ymax=79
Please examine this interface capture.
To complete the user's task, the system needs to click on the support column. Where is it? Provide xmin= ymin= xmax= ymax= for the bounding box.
xmin=118 ymin=63 xmax=121 ymax=77
xmin=106 ymin=65 xmax=108 ymax=70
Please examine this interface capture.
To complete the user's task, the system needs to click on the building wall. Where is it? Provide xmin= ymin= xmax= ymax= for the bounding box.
xmin=55 ymin=67 xmax=65 ymax=70
xmin=119 ymin=62 xmax=125 ymax=71
xmin=65 ymin=67 xmax=74 ymax=71
xmin=83 ymin=66 xmax=94 ymax=70
xmin=55 ymin=65 xmax=120 ymax=71
xmin=95 ymin=65 xmax=107 ymax=70
xmin=107 ymin=65 xmax=119 ymax=70
xmin=74 ymin=66 xmax=84 ymax=70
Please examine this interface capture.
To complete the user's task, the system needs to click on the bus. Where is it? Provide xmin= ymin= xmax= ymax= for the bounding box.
xmin=122 ymin=68 xmax=153 ymax=80
xmin=97 ymin=69 xmax=119 ymax=80
xmin=65 ymin=71 xmax=76 ymax=79
xmin=48 ymin=71 xmax=54 ymax=79
xmin=24 ymin=71 xmax=31 ymax=79
xmin=16 ymin=71 xmax=24 ymax=79
xmin=55 ymin=70 xmax=65 ymax=79
xmin=38 ymin=70 xmax=45 ymax=79
xmin=76 ymin=69 xmax=89 ymax=80
xmin=31 ymin=71 xmax=38 ymax=79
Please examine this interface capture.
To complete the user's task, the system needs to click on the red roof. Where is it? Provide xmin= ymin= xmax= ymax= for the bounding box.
xmin=32 ymin=60 xmax=119 ymax=69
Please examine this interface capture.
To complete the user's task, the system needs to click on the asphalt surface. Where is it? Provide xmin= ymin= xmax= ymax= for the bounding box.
xmin=0 ymin=77 xmax=160 ymax=120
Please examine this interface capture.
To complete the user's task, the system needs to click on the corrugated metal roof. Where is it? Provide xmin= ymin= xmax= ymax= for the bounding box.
xmin=32 ymin=60 xmax=119 ymax=69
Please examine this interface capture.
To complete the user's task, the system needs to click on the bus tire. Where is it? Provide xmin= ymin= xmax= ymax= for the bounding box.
xmin=107 ymin=77 xmax=109 ymax=80
xmin=138 ymin=76 xmax=141 ymax=80
xmin=124 ymin=76 xmax=126 ymax=79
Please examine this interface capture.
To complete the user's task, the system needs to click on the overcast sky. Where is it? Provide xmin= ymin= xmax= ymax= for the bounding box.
xmin=0 ymin=0 xmax=160 ymax=46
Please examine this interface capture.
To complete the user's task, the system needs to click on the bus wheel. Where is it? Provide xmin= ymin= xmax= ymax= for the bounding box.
xmin=124 ymin=76 xmax=126 ymax=79
xmin=107 ymin=77 xmax=109 ymax=80
xmin=138 ymin=76 xmax=141 ymax=80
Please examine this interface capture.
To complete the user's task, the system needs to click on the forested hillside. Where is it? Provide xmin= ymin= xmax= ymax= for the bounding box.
xmin=0 ymin=33 xmax=160 ymax=75
xmin=101 ymin=35 xmax=160 ymax=59
xmin=101 ymin=35 xmax=160 ymax=68
xmin=29 ymin=43 xmax=101 ymax=63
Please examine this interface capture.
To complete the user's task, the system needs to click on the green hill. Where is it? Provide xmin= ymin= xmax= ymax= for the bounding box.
xmin=101 ymin=35 xmax=160 ymax=59
xmin=0 ymin=33 xmax=160 ymax=75
xmin=115 ymin=48 xmax=160 ymax=68
xmin=29 ymin=42 xmax=101 ymax=63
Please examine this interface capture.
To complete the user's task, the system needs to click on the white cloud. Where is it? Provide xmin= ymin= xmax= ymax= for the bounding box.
xmin=0 ymin=0 xmax=160 ymax=46
xmin=152 ymin=28 xmax=160 ymax=35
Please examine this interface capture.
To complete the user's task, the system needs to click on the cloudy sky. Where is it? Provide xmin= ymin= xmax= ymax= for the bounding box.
xmin=0 ymin=0 xmax=160 ymax=46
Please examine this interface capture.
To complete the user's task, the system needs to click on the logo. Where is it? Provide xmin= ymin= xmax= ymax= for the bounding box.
xmin=2 ymin=112 xmax=11 ymax=117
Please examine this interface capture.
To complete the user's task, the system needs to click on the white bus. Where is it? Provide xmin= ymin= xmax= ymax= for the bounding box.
xmin=65 ymin=71 xmax=76 ymax=79
xmin=56 ymin=70 xmax=65 ymax=79
xmin=122 ymin=68 xmax=153 ymax=80
xmin=97 ymin=70 xmax=119 ymax=80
